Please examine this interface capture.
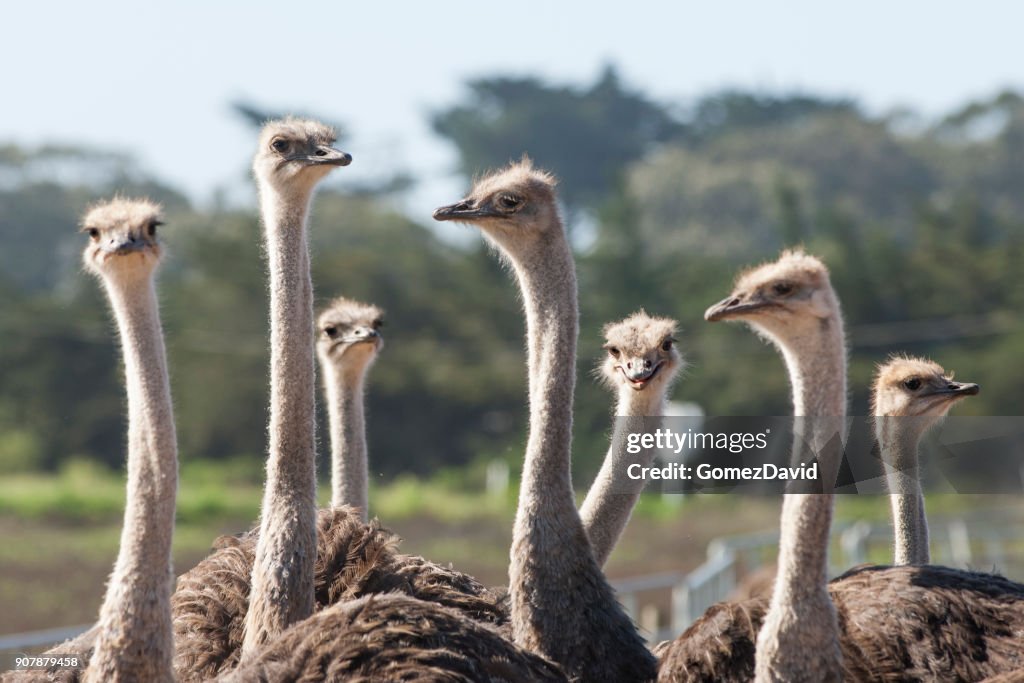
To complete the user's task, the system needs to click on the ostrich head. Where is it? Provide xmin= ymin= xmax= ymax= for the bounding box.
xmin=316 ymin=297 xmax=384 ymax=373
xmin=600 ymin=311 xmax=683 ymax=393
xmin=81 ymin=198 xmax=164 ymax=278
xmin=253 ymin=117 xmax=352 ymax=195
xmin=873 ymin=356 xmax=978 ymax=440
xmin=431 ymin=157 xmax=560 ymax=253
xmin=704 ymin=249 xmax=839 ymax=341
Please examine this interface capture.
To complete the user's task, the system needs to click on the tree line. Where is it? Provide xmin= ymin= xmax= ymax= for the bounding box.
xmin=1 ymin=67 xmax=1021 ymax=483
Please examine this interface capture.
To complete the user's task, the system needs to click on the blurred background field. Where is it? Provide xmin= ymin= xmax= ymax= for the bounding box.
xmin=2 ymin=2 xmax=1024 ymax=639
xmin=4 ymin=459 xmax=1022 ymax=634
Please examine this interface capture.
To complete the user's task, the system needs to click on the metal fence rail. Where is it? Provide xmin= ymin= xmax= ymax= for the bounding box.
xmin=0 ymin=624 xmax=90 ymax=671
xmin=613 ymin=517 xmax=1024 ymax=643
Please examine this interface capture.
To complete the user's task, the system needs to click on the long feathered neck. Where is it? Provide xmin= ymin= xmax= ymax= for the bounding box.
xmin=87 ymin=272 xmax=177 ymax=683
xmin=755 ymin=307 xmax=847 ymax=682
xmin=322 ymin=360 xmax=369 ymax=517
xmin=513 ymin=233 xmax=578 ymax=506
xmin=877 ymin=421 xmax=929 ymax=565
xmin=242 ymin=185 xmax=319 ymax=658
xmin=505 ymin=224 xmax=657 ymax=682
xmin=579 ymin=386 xmax=666 ymax=567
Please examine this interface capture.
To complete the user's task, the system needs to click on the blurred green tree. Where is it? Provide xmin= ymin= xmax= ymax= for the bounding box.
xmin=431 ymin=65 xmax=682 ymax=215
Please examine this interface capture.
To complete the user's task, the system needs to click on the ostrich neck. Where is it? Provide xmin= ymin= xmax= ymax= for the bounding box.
xmin=323 ymin=362 xmax=368 ymax=516
xmin=878 ymin=423 xmax=929 ymax=565
xmin=243 ymin=188 xmax=319 ymax=658
xmin=88 ymin=274 xmax=177 ymax=683
xmin=777 ymin=326 xmax=846 ymax=418
xmin=579 ymin=387 xmax=666 ymax=567
xmin=772 ymin=319 xmax=846 ymax=595
xmin=506 ymin=227 xmax=657 ymax=680
xmin=756 ymin=312 xmax=846 ymax=681
xmin=512 ymin=234 xmax=578 ymax=510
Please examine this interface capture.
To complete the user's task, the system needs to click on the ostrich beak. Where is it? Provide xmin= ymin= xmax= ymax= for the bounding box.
xmin=100 ymin=238 xmax=148 ymax=255
xmin=307 ymin=146 xmax=352 ymax=167
xmin=704 ymin=293 xmax=771 ymax=322
xmin=432 ymin=201 xmax=496 ymax=221
xmin=931 ymin=382 xmax=980 ymax=398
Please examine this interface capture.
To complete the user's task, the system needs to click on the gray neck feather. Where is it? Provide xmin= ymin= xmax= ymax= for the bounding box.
xmin=878 ymin=424 xmax=929 ymax=565
xmin=87 ymin=275 xmax=177 ymax=683
xmin=579 ymin=388 xmax=666 ymax=567
xmin=323 ymin=362 xmax=368 ymax=517
xmin=242 ymin=188 xmax=319 ymax=658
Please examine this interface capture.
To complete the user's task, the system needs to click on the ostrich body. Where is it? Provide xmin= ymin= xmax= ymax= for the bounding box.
xmin=657 ymin=564 xmax=1024 ymax=682
xmin=242 ymin=118 xmax=352 ymax=658
xmin=80 ymin=199 xmax=178 ymax=682
xmin=874 ymin=356 xmax=979 ymax=566
xmin=172 ymin=506 xmax=508 ymax=680
xmin=434 ymin=159 xmax=657 ymax=682
xmin=219 ymin=594 xmax=565 ymax=682
xmin=579 ymin=310 xmax=683 ymax=567
xmin=316 ymin=297 xmax=383 ymax=516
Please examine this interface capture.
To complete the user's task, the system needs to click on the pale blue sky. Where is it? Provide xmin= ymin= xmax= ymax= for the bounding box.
xmin=4 ymin=1 xmax=1022 ymax=216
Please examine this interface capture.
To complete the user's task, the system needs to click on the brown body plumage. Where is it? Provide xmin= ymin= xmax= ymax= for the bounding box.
xmin=657 ymin=564 xmax=1024 ymax=682
xmin=172 ymin=506 xmax=508 ymax=681
xmin=218 ymin=593 xmax=564 ymax=683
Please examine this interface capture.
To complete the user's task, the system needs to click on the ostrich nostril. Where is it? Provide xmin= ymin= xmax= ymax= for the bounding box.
xmin=626 ymin=362 xmax=632 ymax=369
xmin=315 ymin=149 xmax=327 ymax=156
xmin=644 ymin=359 xmax=652 ymax=369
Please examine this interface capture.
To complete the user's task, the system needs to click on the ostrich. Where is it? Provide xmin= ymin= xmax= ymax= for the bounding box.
xmin=656 ymin=250 xmax=1024 ymax=681
xmin=433 ymin=158 xmax=658 ymax=682
xmin=81 ymin=199 xmax=178 ymax=682
xmin=11 ymin=199 xmax=180 ymax=683
xmin=316 ymin=296 xmax=384 ymax=516
xmin=171 ymin=123 xmax=505 ymax=680
xmin=704 ymin=249 xmax=846 ymax=682
xmin=579 ymin=310 xmax=684 ymax=567
xmin=873 ymin=355 xmax=979 ymax=566
xmin=241 ymin=117 xmax=352 ymax=658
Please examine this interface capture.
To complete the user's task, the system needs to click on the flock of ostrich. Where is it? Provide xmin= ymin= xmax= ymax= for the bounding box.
xmin=7 ymin=115 xmax=1024 ymax=683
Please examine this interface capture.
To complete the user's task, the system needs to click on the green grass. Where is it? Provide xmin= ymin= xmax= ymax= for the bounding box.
xmin=0 ymin=458 xmax=1013 ymax=527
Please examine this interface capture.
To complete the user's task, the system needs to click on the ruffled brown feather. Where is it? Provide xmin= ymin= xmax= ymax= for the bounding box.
xmin=217 ymin=593 xmax=564 ymax=683
xmin=657 ymin=564 xmax=1024 ymax=682
xmin=172 ymin=506 xmax=508 ymax=681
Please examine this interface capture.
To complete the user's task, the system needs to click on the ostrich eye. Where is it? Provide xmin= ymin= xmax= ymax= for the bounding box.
xmin=148 ymin=220 xmax=162 ymax=237
xmin=271 ymin=138 xmax=289 ymax=153
xmin=498 ymin=194 xmax=522 ymax=211
xmin=607 ymin=347 xmax=620 ymax=358
xmin=661 ymin=339 xmax=674 ymax=352
xmin=904 ymin=378 xmax=922 ymax=391
xmin=373 ymin=318 xmax=384 ymax=329
xmin=324 ymin=326 xmax=338 ymax=338
xmin=773 ymin=282 xmax=794 ymax=296
xmin=86 ymin=228 xmax=100 ymax=239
